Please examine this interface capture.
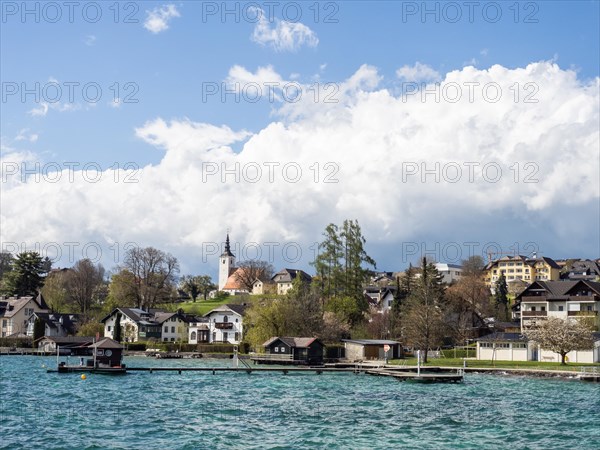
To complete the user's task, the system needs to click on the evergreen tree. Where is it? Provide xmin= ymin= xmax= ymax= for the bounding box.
xmin=32 ymin=317 xmax=45 ymax=347
xmin=403 ymin=257 xmax=446 ymax=363
xmin=495 ymin=273 xmax=509 ymax=320
xmin=3 ymin=252 xmax=47 ymax=297
xmin=113 ymin=312 xmax=122 ymax=342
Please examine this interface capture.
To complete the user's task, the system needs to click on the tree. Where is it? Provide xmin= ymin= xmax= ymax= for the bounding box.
xmin=524 ymin=317 xmax=595 ymax=364
xmin=41 ymin=269 xmax=70 ymax=312
xmin=64 ymin=259 xmax=105 ymax=318
xmin=122 ymin=247 xmax=179 ymax=309
xmin=0 ymin=251 xmax=14 ymax=289
xmin=77 ymin=321 xmax=104 ymax=337
xmin=113 ymin=312 xmax=122 ymax=342
xmin=402 ymin=257 xmax=446 ymax=363
xmin=495 ymin=273 xmax=509 ymax=320
xmin=107 ymin=269 xmax=138 ymax=308
xmin=446 ymin=271 xmax=492 ymax=344
xmin=462 ymin=255 xmax=485 ymax=276
xmin=32 ymin=317 xmax=45 ymax=346
xmin=312 ymin=220 xmax=376 ymax=301
xmin=233 ymin=260 xmax=274 ymax=292
xmin=3 ymin=252 xmax=48 ymax=296
xmin=180 ymin=275 xmax=216 ymax=301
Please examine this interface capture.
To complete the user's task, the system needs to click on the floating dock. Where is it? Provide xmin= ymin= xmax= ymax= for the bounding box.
xmin=365 ymin=368 xmax=464 ymax=383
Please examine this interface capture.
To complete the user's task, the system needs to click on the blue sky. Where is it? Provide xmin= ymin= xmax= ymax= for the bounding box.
xmin=1 ymin=1 xmax=599 ymax=278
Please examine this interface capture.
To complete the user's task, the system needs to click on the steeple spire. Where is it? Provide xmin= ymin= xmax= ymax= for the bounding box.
xmin=221 ymin=232 xmax=235 ymax=257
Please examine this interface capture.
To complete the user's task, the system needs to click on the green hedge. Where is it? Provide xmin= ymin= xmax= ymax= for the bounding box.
xmin=0 ymin=337 xmax=33 ymax=348
xmin=441 ymin=349 xmax=477 ymax=358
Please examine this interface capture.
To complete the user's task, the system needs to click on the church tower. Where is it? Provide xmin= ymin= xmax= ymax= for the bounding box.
xmin=218 ymin=233 xmax=235 ymax=290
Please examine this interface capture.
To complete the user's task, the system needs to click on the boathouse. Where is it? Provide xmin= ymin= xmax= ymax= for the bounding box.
xmin=260 ymin=337 xmax=325 ymax=364
xmin=90 ymin=338 xmax=124 ymax=367
xmin=343 ymin=339 xmax=402 ymax=361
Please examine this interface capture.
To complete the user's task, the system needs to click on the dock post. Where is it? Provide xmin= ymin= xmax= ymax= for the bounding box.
xmin=212 ymin=369 xmax=215 ymax=375
xmin=150 ymin=368 xmax=153 ymax=373
xmin=178 ymin=370 xmax=181 ymax=374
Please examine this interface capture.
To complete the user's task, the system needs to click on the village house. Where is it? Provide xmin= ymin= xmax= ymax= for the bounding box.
xmin=483 ymin=255 xmax=561 ymax=289
xmin=261 ymin=337 xmax=325 ymax=365
xmin=26 ymin=312 xmax=80 ymax=338
xmin=513 ymin=280 xmax=600 ymax=330
xmin=188 ymin=317 xmax=210 ymax=344
xmin=559 ymin=259 xmax=600 ymax=282
xmin=204 ymin=304 xmax=247 ymax=344
xmin=271 ymin=268 xmax=312 ymax=295
xmin=476 ymin=279 xmax=600 ymax=363
xmin=37 ymin=336 xmax=95 ymax=354
xmin=434 ymin=263 xmax=463 ymax=284
xmin=343 ymin=339 xmax=402 ymax=361
xmin=0 ymin=294 xmax=49 ymax=337
xmin=364 ymin=286 xmax=396 ymax=311
xmin=101 ymin=308 xmax=196 ymax=342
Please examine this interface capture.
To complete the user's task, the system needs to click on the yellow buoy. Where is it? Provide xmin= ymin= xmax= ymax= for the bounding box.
xmin=81 ymin=374 xmax=87 ymax=380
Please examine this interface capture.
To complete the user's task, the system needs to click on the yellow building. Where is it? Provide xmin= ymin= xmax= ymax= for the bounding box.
xmin=484 ymin=255 xmax=561 ymax=288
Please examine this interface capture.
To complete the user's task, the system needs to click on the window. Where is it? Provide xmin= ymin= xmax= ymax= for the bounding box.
xmin=541 ymin=306 xmax=546 ymax=312
xmin=190 ymin=331 xmax=197 ymax=341
xmin=513 ymin=343 xmax=526 ymax=349
xmin=531 ymin=307 xmax=536 ymax=311
xmin=170 ymin=338 xmax=175 ymax=342
xmin=164 ymin=326 xmax=168 ymax=332
xmin=223 ymin=316 xmax=228 ymax=323
xmin=107 ymin=326 xmax=112 ymax=332
xmin=558 ymin=306 xmax=564 ymax=312
xmin=235 ymin=318 xmax=239 ymax=323
xmin=223 ymin=332 xmax=228 ymax=341
xmin=274 ymin=347 xmax=279 ymax=352
xmin=235 ymin=332 xmax=239 ymax=341
xmin=480 ymin=343 xmax=493 ymax=348
xmin=212 ymin=332 xmax=216 ymax=341
xmin=496 ymin=343 xmax=510 ymax=349
xmin=171 ymin=326 xmax=175 ymax=333
xmin=280 ymin=347 xmax=286 ymax=353
xmin=587 ymin=305 xmax=593 ymax=311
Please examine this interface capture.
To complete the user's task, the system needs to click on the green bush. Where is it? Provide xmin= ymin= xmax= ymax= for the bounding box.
xmin=0 ymin=337 xmax=33 ymax=348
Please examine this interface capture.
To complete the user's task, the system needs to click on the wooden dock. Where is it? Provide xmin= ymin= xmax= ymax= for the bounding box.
xmin=365 ymin=368 xmax=464 ymax=383
xmin=126 ymin=366 xmax=355 ymax=374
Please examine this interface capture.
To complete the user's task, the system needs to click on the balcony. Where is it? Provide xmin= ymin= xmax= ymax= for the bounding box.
xmin=522 ymin=311 xmax=547 ymax=317
xmin=567 ymin=311 xmax=598 ymax=317
xmin=215 ymin=322 xmax=233 ymax=329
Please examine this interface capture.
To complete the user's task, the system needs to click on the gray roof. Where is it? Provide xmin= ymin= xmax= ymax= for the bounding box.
xmin=517 ymin=280 xmax=600 ymax=300
xmin=476 ymin=333 xmax=527 ymax=342
xmin=342 ymin=339 xmax=400 ymax=345
xmin=263 ymin=337 xmax=322 ymax=348
xmin=271 ymin=268 xmax=312 ymax=284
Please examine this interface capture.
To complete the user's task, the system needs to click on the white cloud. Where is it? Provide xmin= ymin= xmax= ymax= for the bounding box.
xmin=144 ymin=4 xmax=180 ymax=34
xmin=1 ymin=62 xmax=598 ymax=272
xmin=84 ymin=35 xmax=96 ymax=46
xmin=251 ymin=8 xmax=318 ymax=52
xmin=396 ymin=62 xmax=441 ymax=82
xmin=28 ymin=102 xmax=49 ymax=117
xmin=14 ymin=129 xmax=39 ymax=143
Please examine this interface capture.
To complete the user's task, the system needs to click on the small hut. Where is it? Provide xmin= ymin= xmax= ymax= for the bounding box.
xmin=90 ymin=338 xmax=124 ymax=368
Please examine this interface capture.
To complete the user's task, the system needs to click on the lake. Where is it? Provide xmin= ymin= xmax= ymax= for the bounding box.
xmin=1 ymin=356 xmax=599 ymax=449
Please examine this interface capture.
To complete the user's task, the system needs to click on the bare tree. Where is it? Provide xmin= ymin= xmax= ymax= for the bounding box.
xmin=234 ymin=260 xmax=274 ymax=292
xmin=122 ymin=247 xmax=179 ymax=309
xmin=64 ymin=259 xmax=105 ymax=318
xmin=524 ymin=317 xmax=595 ymax=364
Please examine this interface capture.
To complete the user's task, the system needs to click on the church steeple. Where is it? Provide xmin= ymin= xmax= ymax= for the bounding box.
xmin=219 ymin=232 xmax=236 ymax=290
xmin=222 ymin=233 xmax=235 ymax=257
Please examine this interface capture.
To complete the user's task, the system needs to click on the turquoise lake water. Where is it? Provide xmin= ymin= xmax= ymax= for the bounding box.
xmin=1 ymin=356 xmax=599 ymax=450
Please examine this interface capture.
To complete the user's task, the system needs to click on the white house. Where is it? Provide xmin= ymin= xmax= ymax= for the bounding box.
xmin=476 ymin=332 xmax=600 ymax=363
xmin=205 ymin=304 xmax=248 ymax=344
xmin=26 ymin=312 xmax=80 ymax=338
xmin=101 ymin=308 xmax=162 ymax=342
xmin=271 ymin=269 xmax=312 ymax=295
xmin=155 ymin=312 xmax=192 ymax=342
xmin=188 ymin=318 xmax=210 ymax=344
xmin=0 ymin=294 xmax=49 ymax=337
xmin=434 ymin=263 xmax=463 ymax=284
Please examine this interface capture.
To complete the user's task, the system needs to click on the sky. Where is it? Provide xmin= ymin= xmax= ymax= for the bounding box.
xmin=1 ymin=0 xmax=599 ymax=280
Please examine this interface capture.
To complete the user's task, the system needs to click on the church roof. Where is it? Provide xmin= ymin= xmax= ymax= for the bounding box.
xmin=220 ymin=233 xmax=235 ymax=258
xmin=222 ymin=268 xmax=248 ymax=291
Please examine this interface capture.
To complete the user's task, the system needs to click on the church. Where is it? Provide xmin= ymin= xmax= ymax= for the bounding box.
xmin=218 ymin=234 xmax=250 ymax=295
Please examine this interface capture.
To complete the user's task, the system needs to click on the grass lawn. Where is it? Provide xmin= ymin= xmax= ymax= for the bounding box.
xmin=390 ymin=357 xmax=600 ymax=372
xmin=176 ymin=299 xmax=231 ymax=315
